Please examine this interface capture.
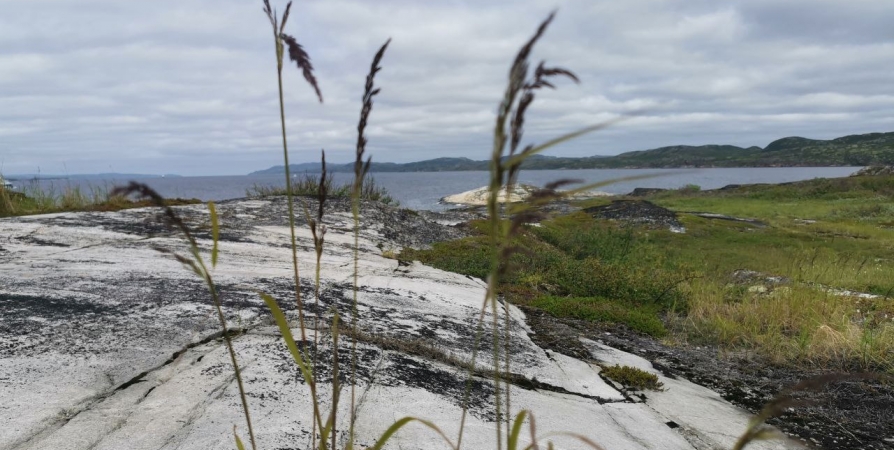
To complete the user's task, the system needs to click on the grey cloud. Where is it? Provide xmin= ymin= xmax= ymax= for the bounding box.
xmin=0 ymin=0 xmax=891 ymax=175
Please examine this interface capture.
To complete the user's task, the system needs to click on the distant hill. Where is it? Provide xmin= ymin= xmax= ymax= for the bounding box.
xmin=249 ymin=131 xmax=894 ymax=174
xmin=251 ymin=155 xmax=558 ymax=174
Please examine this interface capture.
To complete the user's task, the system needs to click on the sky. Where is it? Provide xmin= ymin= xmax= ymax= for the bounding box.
xmin=1 ymin=0 xmax=893 ymax=176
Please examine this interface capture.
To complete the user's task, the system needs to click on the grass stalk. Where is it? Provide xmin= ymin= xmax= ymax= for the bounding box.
xmin=347 ymin=37 xmax=391 ymax=448
xmin=261 ymin=2 xmax=331 ymax=447
xmin=455 ymin=11 xmax=611 ymax=448
xmin=266 ymin=0 xmax=309 ymax=345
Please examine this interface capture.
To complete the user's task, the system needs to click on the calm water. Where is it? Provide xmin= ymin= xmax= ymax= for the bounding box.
xmin=12 ymin=167 xmax=862 ymax=211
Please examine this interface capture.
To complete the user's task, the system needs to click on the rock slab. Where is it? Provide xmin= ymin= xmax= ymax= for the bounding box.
xmin=0 ymin=197 xmax=788 ymax=449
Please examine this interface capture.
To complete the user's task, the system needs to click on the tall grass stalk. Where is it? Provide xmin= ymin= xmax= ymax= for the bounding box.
xmin=260 ymin=2 xmax=330 ymax=448
xmin=453 ymin=12 xmax=632 ymax=448
xmin=300 ymin=150 xmax=329 ymax=448
xmin=348 ymin=38 xmax=391 ymax=448
xmin=263 ymin=0 xmax=316 ymax=345
xmin=251 ymin=5 xmax=610 ymax=448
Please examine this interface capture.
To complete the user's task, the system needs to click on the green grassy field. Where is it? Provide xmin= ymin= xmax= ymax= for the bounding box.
xmin=402 ymin=175 xmax=894 ymax=371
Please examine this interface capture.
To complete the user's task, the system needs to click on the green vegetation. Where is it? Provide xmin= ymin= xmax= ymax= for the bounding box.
xmin=401 ymin=215 xmax=687 ymax=338
xmin=0 ymin=182 xmax=198 ymax=218
xmin=404 ymin=174 xmax=894 ymax=371
xmin=571 ymin=132 xmax=894 ymax=168
xmin=600 ymin=365 xmax=663 ymax=391
xmin=251 ymin=131 xmax=894 ymax=173
xmin=530 ymin=296 xmax=666 ymax=337
xmin=246 ymin=173 xmax=396 ymax=205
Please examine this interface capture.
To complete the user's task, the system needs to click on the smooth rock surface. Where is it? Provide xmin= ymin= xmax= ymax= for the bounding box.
xmin=441 ymin=185 xmax=612 ymax=206
xmin=1 ymin=197 xmax=789 ymax=449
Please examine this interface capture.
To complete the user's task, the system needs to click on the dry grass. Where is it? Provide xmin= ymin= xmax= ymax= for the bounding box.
xmin=0 ymin=182 xmax=198 ymax=217
xmin=678 ymin=279 xmax=894 ymax=370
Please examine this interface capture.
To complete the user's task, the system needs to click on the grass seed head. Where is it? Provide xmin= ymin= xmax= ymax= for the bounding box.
xmin=280 ymin=33 xmax=323 ymax=103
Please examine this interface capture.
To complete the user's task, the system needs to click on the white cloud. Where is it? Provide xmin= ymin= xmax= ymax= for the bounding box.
xmin=0 ymin=0 xmax=891 ymax=175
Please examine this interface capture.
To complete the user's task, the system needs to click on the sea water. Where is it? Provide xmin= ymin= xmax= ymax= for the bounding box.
xmin=12 ymin=167 xmax=861 ymax=211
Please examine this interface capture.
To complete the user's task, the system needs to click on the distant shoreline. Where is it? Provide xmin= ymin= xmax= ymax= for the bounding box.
xmin=4 ymin=165 xmax=867 ymax=179
xmin=252 ymin=164 xmax=868 ymax=175
xmin=251 ymin=130 xmax=894 ymax=175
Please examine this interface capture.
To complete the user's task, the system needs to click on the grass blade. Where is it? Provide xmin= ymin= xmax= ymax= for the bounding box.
xmin=508 ymin=410 xmax=529 ymax=450
xmin=258 ymin=291 xmax=314 ymax=382
xmin=369 ymin=417 xmax=457 ymax=450
xmin=233 ymin=427 xmax=246 ymax=450
xmin=209 ymin=201 xmax=220 ymax=268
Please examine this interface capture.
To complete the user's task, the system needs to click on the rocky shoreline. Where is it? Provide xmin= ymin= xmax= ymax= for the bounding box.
xmin=0 ymin=195 xmax=826 ymax=449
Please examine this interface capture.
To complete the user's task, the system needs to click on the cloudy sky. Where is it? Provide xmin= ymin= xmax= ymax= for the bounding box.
xmin=2 ymin=0 xmax=892 ymax=176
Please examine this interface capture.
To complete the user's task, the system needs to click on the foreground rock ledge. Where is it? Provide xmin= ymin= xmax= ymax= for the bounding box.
xmin=0 ymin=197 xmax=787 ymax=450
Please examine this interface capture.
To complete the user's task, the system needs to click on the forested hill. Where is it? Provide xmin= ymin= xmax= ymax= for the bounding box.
xmin=250 ymin=131 xmax=894 ymax=174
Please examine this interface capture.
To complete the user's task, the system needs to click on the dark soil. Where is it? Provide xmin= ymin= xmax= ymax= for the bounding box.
xmin=520 ymin=306 xmax=894 ymax=450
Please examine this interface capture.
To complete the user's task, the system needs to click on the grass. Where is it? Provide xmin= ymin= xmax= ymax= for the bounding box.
xmin=679 ymin=279 xmax=894 ymax=369
xmin=600 ymin=365 xmax=663 ymax=391
xmin=530 ymin=296 xmax=666 ymax=337
xmin=246 ymin=173 xmax=396 ymax=205
xmin=402 ymin=176 xmax=894 ymax=371
xmin=643 ymin=176 xmax=894 ymax=293
xmin=649 ymin=175 xmax=894 ymax=225
xmin=0 ymin=181 xmax=199 ymax=218
xmin=401 ymin=215 xmax=687 ymax=338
